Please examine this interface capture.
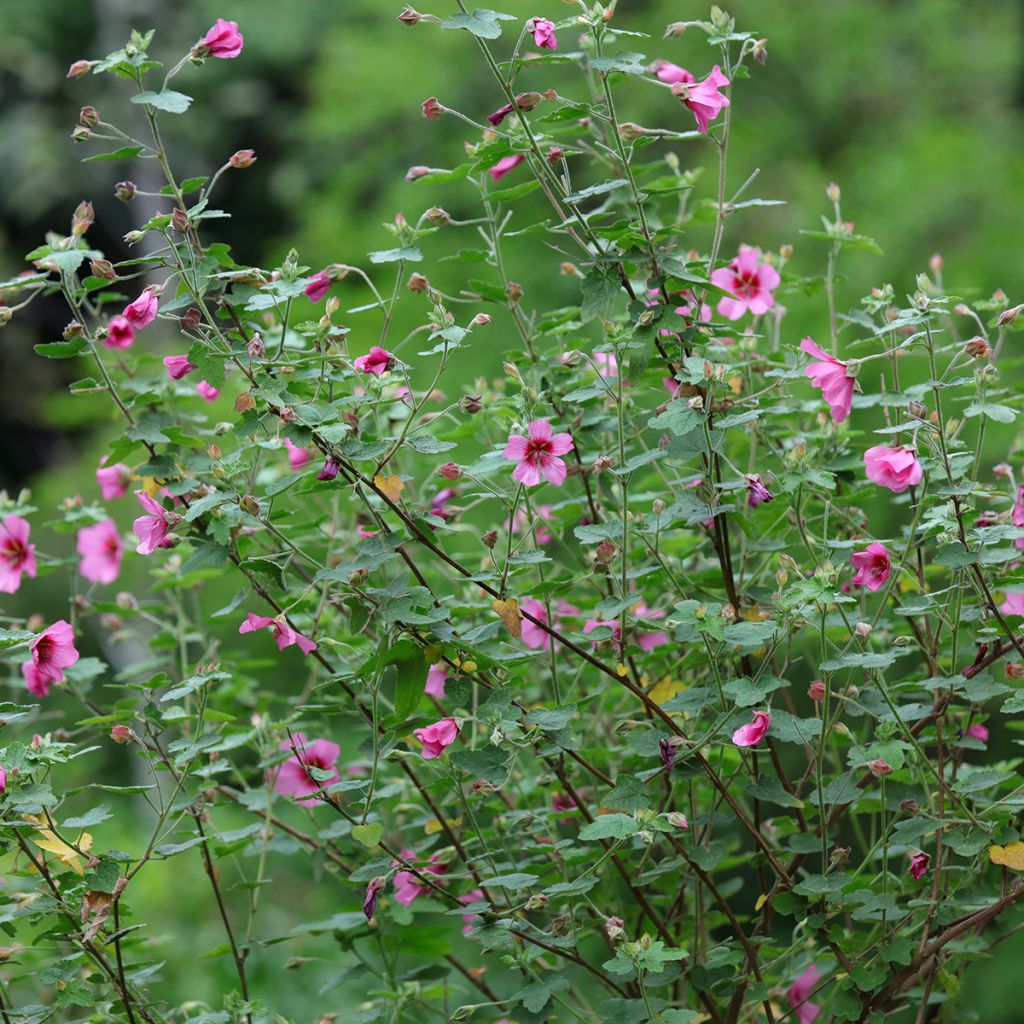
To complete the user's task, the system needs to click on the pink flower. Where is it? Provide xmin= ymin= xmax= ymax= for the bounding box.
xmin=357 ymin=526 xmax=377 ymax=540
xmin=304 ymin=271 xmax=332 ymax=302
xmin=97 ymin=457 xmax=131 ymax=500
xmin=909 ymin=851 xmax=930 ymax=880
xmin=413 ymin=717 xmax=459 ymax=759
xmin=864 ymin=445 xmax=923 ymax=493
xmin=0 ymin=515 xmax=37 ymax=594
xmin=710 ymin=246 xmax=779 ymax=321
xmin=0 ymin=766 xmax=6 ymax=793
xmin=732 ymin=710 xmax=771 ymax=748
xmin=202 ymin=19 xmax=244 ymax=59
xmin=967 ymin=722 xmax=989 ymax=742
xmin=426 ymin=662 xmax=448 ymax=699
xmin=393 ymin=850 xmax=445 ymax=906
xmin=527 ymin=17 xmax=557 ymax=50
xmin=363 ymin=876 xmax=386 ymax=921
xmin=552 ymin=791 xmax=577 ymax=823
xmin=132 ymin=490 xmax=180 ymax=555
xmin=593 ymin=351 xmax=618 ymax=377
xmin=22 ymin=662 xmax=52 ymax=698
xmin=490 ymin=155 xmax=526 ymax=182
xmin=195 ymin=380 xmax=220 ymax=402
xmin=1000 ymin=592 xmax=1024 ymax=617
xmin=353 ymin=346 xmax=396 ymax=376
xmin=502 ymin=418 xmax=574 ymax=487
xmin=77 ymin=519 xmax=123 ymax=584
xmin=25 ymin=620 xmax=79 ymax=692
xmin=163 ymin=355 xmax=197 ymax=380
xmin=673 ymin=64 xmax=730 ymax=134
xmin=746 ymin=475 xmax=773 ymax=508
xmin=849 ymin=542 xmax=891 ymax=592
xmin=460 ymin=888 xmax=485 ymax=935
xmin=105 ymin=315 xmax=135 ymax=350
xmin=273 ymin=733 xmax=340 ymax=798
xmin=654 ymin=61 xmax=694 ymax=85
xmin=238 ymin=613 xmax=317 ymax=654
xmin=122 ymin=288 xmax=158 ymax=329
xmin=285 ymin=439 xmax=312 ymax=472
xmin=1012 ymin=485 xmax=1024 ymax=550
xmin=317 ymin=458 xmax=340 ymax=481
xmin=488 ymin=102 xmax=516 ymax=127
xmin=521 ymin=598 xmax=578 ymax=650
xmin=801 ymin=338 xmax=855 ymax=423
xmin=430 ymin=487 xmax=457 ymax=522
xmin=787 ymin=964 xmax=823 ymax=1024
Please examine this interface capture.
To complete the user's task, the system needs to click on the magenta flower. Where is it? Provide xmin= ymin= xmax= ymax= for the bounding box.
xmin=552 ymin=791 xmax=577 ymax=823
xmin=97 ymin=457 xmax=131 ymax=500
xmin=732 ymin=710 xmax=771 ymax=748
xmin=132 ymin=490 xmax=180 ymax=555
xmin=105 ymin=315 xmax=135 ymax=350
xmin=710 ymin=246 xmax=779 ymax=321
xmin=393 ymin=850 xmax=445 ymax=906
xmin=1000 ymin=592 xmax=1024 ymax=617
xmin=238 ymin=613 xmax=318 ymax=654
xmin=317 ymin=458 xmax=340 ymax=481
xmin=201 ymin=19 xmax=244 ymax=59
xmin=909 ymin=851 xmax=930 ymax=880
xmin=527 ymin=17 xmax=557 ymax=50
xmin=77 ymin=519 xmax=123 ymax=584
xmin=460 ymin=888 xmax=485 ymax=935
xmin=673 ymin=64 xmax=730 ymax=133
xmin=163 ymin=355 xmax=197 ymax=380
xmin=849 ymin=542 xmax=891 ymax=592
xmin=490 ymin=155 xmax=526 ymax=182
xmin=864 ymin=445 xmax=923 ymax=493
xmin=1012 ymin=485 xmax=1024 ymax=550
xmin=353 ymin=346 xmax=396 ymax=376
xmin=285 ymin=439 xmax=312 ymax=472
xmin=488 ymin=102 xmax=516 ymax=127
xmin=745 ymin=474 xmax=773 ymax=508
xmin=659 ymin=738 xmax=677 ymax=773
xmin=122 ymin=288 xmax=158 ymax=329
xmin=413 ymin=717 xmax=459 ymax=759
xmin=22 ymin=662 xmax=52 ymax=698
xmin=25 ymin=620 xmax=80 ymax=692
xmin=273 ymin=733 xmax=340 ymax=798
xmin=304 ymin=270 xmax=332 ymax=302
xmin=502 ymin=418 xmax=574 ymax=487
xmin=363 ymin=876 xmax=386 ymax=921
xmin=787 ymin=964 xmax=823 ymax=1024
xmin=430 ymin=487 xmax=457 ymax=522
xmin=967 ymin=722 xmax=989 ymax=742
xmin=800 ymin=337 xmax=855 ymax=423
xmin=0 ymin=766 xmax=6 ymax=793
xmin=0 ymin=515 xmax=37 ymax=594
xmin=425 ymin=662 xmax=448 ymax=699
xmin=195 ymin=380 xmax=220 ymax=402
xmin=654 ymin=60 xmax=694 ymax=85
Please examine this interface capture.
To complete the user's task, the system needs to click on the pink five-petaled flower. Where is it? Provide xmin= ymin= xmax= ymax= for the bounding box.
xmin=195 ymin=380 xmax=220 ymax=402
xmin=527 ymin=17 xmax=557 ymax=50
xmin=849 ymin=542 xmax=891 ymax=592
xmin=672 ymin=64 xmax=730 ymax=134
xmin=304 ymin=270 xmax=332 ymax=302
xmin=163 ymin=355 xmax=197 ymax=380
xmin=502 ymin=418 xmax=574 ymax=487
xmin=732 ymin=710 xmax=771 ymax=748
xmin=413 ymin=717 xmax=459 ymax=759
xmin=76 ymin=519 xmax=123 ymax=584
xmin=97 ymin=457 xmax=131 ymax=500
xmin=285 ymin=439 xmax=312 ymax=472
xmin=353 ymin=346 xmax=396 ymax=376
xmin=105 ymin=315 xmax=135 ymax=350
xmin=746 ymin=474 xmax=773 ymax=508
xmin=426 ymin=662 xmax=448 ymax=700
xmin=24 ymin=620 xmax=80 ymax=698
xmin=272 ymin=733 xmax=340 ymax=798
xmin=801 ymin=338 xmax=855 ymax=423
xmin=132 ymin=490 xmax=180 ymax=555
xmin=967 ymin=722 xmax=989 ymax=742
xmin=460 ymin=888 xmax=485 ymax=936
xmin=654 ymin=60 xmax=694 ymax=85
xmin=122 ymin=287 xmax=158 ymax=329
xmin=1012 ymin=485 xmax=1024 ymax=550
xmin=0 ymin=515 xmax=37 ymax=594
xmin=201 ymin=19 xmax=244 ymax=59
xmin=238 ymin=613 xmax=318 ymax=654
xmin=393 ymin=849 xmax=445 ymax=905
xmin=909 ymin=851 xmax=931 ymax=880
xmin=1000 ymin=592 xmax=1024 ymax=617
xmin=710 ymin=245 xmax=779 ymax=321
xmin=787 ymin=964 xmax=823 ymax=1024
xmin=489 ymin=155 xmax=525 ymax=181
xmin=864 ymin=444 xmax=923 ymax=493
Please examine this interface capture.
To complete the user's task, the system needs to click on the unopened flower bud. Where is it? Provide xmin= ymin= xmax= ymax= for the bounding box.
xmin=929 ymin=253 xmax=943 ymax=273
xmin=516 ymin=91 xmax=543 ymax=111
xmin=546 ymin=146 xmax=565 ymax=164
xmin=171 ymin=208 xmax=189 ymax=233
xmin=901 ymin=799 xmax=919 ymax=816
xmin=605 ymin=917 xmax=625 ymax=942
xmin=63 ymin=321 xmax=84 ymax=340
xmin=248 ymin=333 xmax=265 ymax=359
xmin=471 ymin=313 xmax=491 ymax=327
xmin=397 ymin=5 xmax=423 ymax=25
xmin=907 ymin=400 xmax=928 ymax=420
xmin=229 ymin=149 xmax=256 ymax=169
xmin=438 ymin=462 xmax=462 ymax=481
xmin=752 ymin=38 xmax=768 ymax=64
xmin=481 ymin=529 xmax=498 ymax=549
xmin=405 ymin=165 xmax=430 ymax=181
xmin=67 ymin=59 xmax=92 ymax=78
xmin=71 ymin=124 xmax=92 ymax=142
xmin=1006 ymin=662 xmax=1024 ymax=679
xmin=426 ymin=206 xmax=449 ymax=225
xmin=808 ymin=679 xmax=826 ymax=701
xmin=114 ymin=180 xmax=136 ymax=202
xmin=79 ymin=106 xmax=99 ymax=129
xmin=652 ymin=498 xmax=665 ymax=515
xmin=505 ymin=281 xmax=523 ymax=303
xmin=407 ymin=272 xmax=429 ymax=293
xmin=90 ymin=258 xmax=115 ymax=280
xmin=869 ymin=759 xmax=892 ymax=777
xmin=666 ymin=812 xmax=689 ymax=829
xmin=664 ymin=21 xmax=688 ymax=37
xmin=460 ymin=394 xmax=483 ymax=415
xmin=997 ymin=304 xmax=1022 ymax=327
xmin=618 ymin=121 xmax=646 ymax=141
xmin=826 ymin=182 xmax=841 ymax=203
xmin=421 ymin=97 xmax=443 ymax=120
xmin=595 ymin=539 xmax=617 ymax=564
xmin=71 ymin=200 xmax=94 ymax=237
xmin=854 ymin=621 xmax=872 ymax=639
xmin=964 ymin=336 xmax=992 ymax=360
xmin=830 ymin=845 xmax=851 ymax=866
xmin=110 ymin=725 xmax=135 ymax=744
xmin=525 ymin=893 xmax=548 ymax=911
xmin=593 ymin=453 xmax=615 ymax=474
xmin=779 ymin=243 xmax=794 ymax=260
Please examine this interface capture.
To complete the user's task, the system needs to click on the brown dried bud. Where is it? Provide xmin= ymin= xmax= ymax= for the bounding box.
xmin=397 ymin=5 xmax=422 ymax=25
xmin=407 ymin=272 xmax=429 ymax=293
xmin=248 ymin=333 xmax=266 ymax=359
xmin=907 ymin=400 xmax=928 ymax=420
xmin=964 ymin=336 xmax=992 ymax=360
xmin=63 ymin=321 xmax=84 ymax=340
xmin=830 ymin=845 xmax=851 ymax=866
xmin=481 ymin=530 xmax=498 ymax=549
xmin=114 ymin=180 xmax=136 ymax=202
xmin=235 ymin=392 xmax=256 ymax=413
xmin=421 ymin=96 xmax=443 ymax=120
xmin=900 ymin=799 xmax=920 ymax=816
xmin=752 ymin=38 xmax=768 ymax=64
xmin=278 ymin=406 xmax=297 ymax=424
xmin=239 ymin=495 xmax=260 ymax=516
xmin=426 ymin=206 xmax=450 ymax=225
xmin=460 ymin=394 xmax=483 ymax=415
xmin=90 ymin=259 xmax=116 ymax=280
xmin=595 ymin=539 xmax=617 ymax=564
xmin=997 ymin=304 xmax=1022 ymax=327
xmin=593 ymin=453 xmax=615 ymax=474
xmin=505 ymin=281 xmax=523 ymax=303
xmin=779 ymin=243 xmax=794 ymax=260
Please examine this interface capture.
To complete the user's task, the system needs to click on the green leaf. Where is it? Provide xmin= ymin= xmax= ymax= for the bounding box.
xmin=648 ymin=401 xmax=703 ymax=436
xmin=480 ymin=872 xmax=538 ymax=890
xmin=580 ymin=264 xmax=621 ymax=321
xmin=369 ymin=246 xmax=422 ymax=264
xmin=131 ymin=89 xmax=193 ymax=114
xmin=590 ymin=53 xmax=647 ymax=75
xmin=450 ymin=747 xmax=511 ymax=787
xmin=565 ymin=179 xmax=629 ymax=204
xmin=578 ymin=814 xmax=637 ymax=841
xmin=62 ymin=804 xmax=113 ymax=829
xmin=351 ymin=823 xmax=384 ymax=849
xmin=34 ymin=338 xmax=89 ymax=359
xmin=83 ymin=145 xmax=145 ymax=162
xmin=440 ymin=9 xmax=517 ymax=40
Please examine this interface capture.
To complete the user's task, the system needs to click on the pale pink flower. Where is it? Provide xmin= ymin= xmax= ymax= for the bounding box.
xmin=710 ymin=246 xmax=779 ymax=321
xmin=521 ymin=598 xmax=578 ymax=650
xmin=285 ymin=439 xmax=312 ymax=472
xmin=849 ymin=542 xmax=890 ymax=592
xmin=1012 ymin=485 xmax=1024 ymax=550
xmin=910 ymin=851 xmax=930 ymax=880
xmin=426 ymin=662 xmax=448 ymax=699
xmin=25 ymin=620 xmax=79 ymax=691
xmin=195 ymin=380 xmax=220 ymax=402
xmin=238 ymin=613 xmax=317 ymax=654
xmin=77 ymin=519 xmax=123 ymax=584
xmin=413 ymin=717 xmax=459 ymax=759
xmin=801 ymin=338 xmax=855 ymax=423
xmin=490 ymin=155 xmax=526 ymax=181
xmin=202 ymin=19 xmax=244 ymax=59
xmin=654 ymin=61 xmax=694 ymax=85
xmin=430 ymin=487 xmax=457 ymax=522
xmin=967 ymin=722 xmax=989 ymax=742
xmin=673 ymin=64 xmax=730 ymax=134
xmin=0 ymin=766 xmax=6 ymax=793
xmin=863 ymin=445 xmax=923 ymax=493
xmin=97 ymin=457 xmax=131 ymax=500
xmin=163 ymin=355 xmax=197 ymax=380
xmin=593 ymin=351 xmax=618 ymax=377
xmin=132 ymin=490 xmax=180 ymax=555
xmin=732 ymin=710 xmax=771 ymax=748
xmin=105 ymin=315 xmax=135 ymax=350
xmin=273 ymin=733 xmax=340 ymax=798
xmin=1000 ymin=592 xmax=1024 ymax=617
xmin=527 ymin=17 xmax=557 ymax=50
xmin=502 ymin=418 xmax=574 ymax=487
xmin=787 ymin=964 xmax=823 ymax=1024
xmin=393 ymin=850 xmax=445 ymax=906
xmin=122 ymin=288 xmax=158 ymax=329
xmin=304 ymin=270 xmax=331 ymax=302
xmin=0 ymin=515 xmax=37 ymax=593
xmin=353 ymin=346 xmax=396 ymax=376
xmin=460 ymin=888 xmax=485 ymax=935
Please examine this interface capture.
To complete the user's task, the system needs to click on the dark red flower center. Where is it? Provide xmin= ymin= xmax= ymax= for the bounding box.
xmin=525 ymin=438 xmax=553 ymax=464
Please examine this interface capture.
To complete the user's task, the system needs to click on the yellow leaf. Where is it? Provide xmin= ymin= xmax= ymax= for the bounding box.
xmin=616 ymin=663 xmax=628 ymax=677
xmin=648 ymin=677 xmax=683 ymax=706
xmin=755 ymin=892 xmax=768 ymax=911
xmin=728 ymin=375 xmax=743 ymax=396
xmin=425 ymin=816 xmax=463 ymax=836
xmin=139 ymin=476 xmax=160 ymax=497
xmin=33 ymin=830 xmax=94 ymax=876
xmin=989 ymin=842 xmax=1024 ymax=870
xmin=492 ymin=598 xmax=522 ymax=640
xmin=374 ymin=474 xmax=404 ymax=503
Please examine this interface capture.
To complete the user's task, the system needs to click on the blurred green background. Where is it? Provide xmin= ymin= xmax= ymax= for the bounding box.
xmin=1 ymin=0 xmax=1023 ymax=1018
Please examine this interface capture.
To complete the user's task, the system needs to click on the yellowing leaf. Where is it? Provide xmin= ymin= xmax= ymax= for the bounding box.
xmin=989 ymin=842 xmax=1024 ymax=870
xmin=492 ymin=598 xmax=522 ymax=640
xmin=648 ymin=677 xmax=683 ymax=706
xmin=33 ymin=829 xmax=94 ymax=875
xmin=425 ymin=816 xmax=463 ymax=836
xmin=139 ymin=476 xmax=160 ymax=497
xmin=755 ymin=892 xmax=768 ymax=911
xmin=728 ymin=375 xmax=743 ymax=396
xmin=374 ymin=474 xmax=404 ymax=502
